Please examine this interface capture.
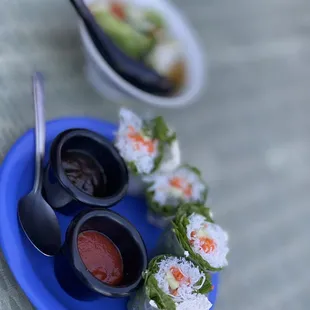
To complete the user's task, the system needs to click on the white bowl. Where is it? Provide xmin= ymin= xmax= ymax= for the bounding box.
xmin=79 ymin=0 xmax=206 ymax=108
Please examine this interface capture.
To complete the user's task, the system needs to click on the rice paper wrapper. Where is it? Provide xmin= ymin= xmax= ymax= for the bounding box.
xmin=127 ymin=286 xmax=157 ymax=310
xmin=146 ymin=210 xmax=175 ymax=229
xmin=151 ymin=224 xmax=185 ymax=258
xmin=127 ymin=173 xmax=146 ymax=197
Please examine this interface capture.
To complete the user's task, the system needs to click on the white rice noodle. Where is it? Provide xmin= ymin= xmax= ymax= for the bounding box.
xmin=115 ymin=108 xmax=159 ymax=175
xmin=154 ymin=256 xmax=205 ymax=303
xmin=176 ymin=294 xmax=212 ymax=310
xmin=146 ymin=166 xmax=206 ymax=207
xmin=186 ymin=213 xmax=229 ymax=269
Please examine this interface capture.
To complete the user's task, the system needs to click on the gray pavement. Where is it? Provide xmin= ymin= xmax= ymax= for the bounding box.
xmin=0 ymin=0 xmax=310 ymax=309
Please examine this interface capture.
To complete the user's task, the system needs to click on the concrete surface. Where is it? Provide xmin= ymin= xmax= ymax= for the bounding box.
xmin=0 ymin=0 xmax=310 ymax=309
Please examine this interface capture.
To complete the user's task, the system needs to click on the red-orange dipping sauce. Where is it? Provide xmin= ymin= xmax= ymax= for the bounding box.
xmin=77 ymin=231 xmax=123 ymax=286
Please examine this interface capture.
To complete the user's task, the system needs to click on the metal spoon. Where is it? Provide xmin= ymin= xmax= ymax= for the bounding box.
xmin=18 ymin=72 xmax=61 ymax=256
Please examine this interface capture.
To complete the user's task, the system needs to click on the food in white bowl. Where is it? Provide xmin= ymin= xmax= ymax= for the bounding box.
xmin=79 ymin=0 xmax=205 ymax=107
xmin=88 ymin=0 xmax=186 ymax=92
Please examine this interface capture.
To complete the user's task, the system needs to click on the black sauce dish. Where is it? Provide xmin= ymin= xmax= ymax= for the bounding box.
xmin=43 ymin=129 xmax=128 ymax=211
xmin=54 ymin=209 xmax=147 ymax=300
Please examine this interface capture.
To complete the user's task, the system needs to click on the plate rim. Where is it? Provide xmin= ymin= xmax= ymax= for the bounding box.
xmin=0 ymin=116 xmax=219 ymax=310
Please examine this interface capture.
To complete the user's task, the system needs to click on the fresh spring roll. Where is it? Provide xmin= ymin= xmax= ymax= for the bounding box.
xmin=115 ymin=108 xmax=180 ymax=195
xmin=127 ymin=255 xmax=213 ymax=310
xmin=115 ymin=108 xmax=180 ymax=175
xmin=155 ymin=204 xmax=229 ymax=272
xmin=144 ymin=165 xmax=208 ymax=228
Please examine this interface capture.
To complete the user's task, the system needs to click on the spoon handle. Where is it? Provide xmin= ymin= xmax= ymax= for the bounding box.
xmin=32 ymin=72 xmax=46 ymax=193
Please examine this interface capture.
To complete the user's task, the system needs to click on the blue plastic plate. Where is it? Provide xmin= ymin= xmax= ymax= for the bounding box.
xmin=0 ymin=117 xmax=218 ymax=310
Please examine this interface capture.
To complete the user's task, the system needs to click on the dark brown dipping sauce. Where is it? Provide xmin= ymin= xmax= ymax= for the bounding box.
xmin=62 ymin=150 xmax=107 ymax=197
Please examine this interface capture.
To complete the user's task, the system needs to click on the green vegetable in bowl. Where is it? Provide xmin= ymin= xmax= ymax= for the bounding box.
xmin=125 ymin=6 xmax=165 ymax=36
xmin=91 ymin=9 xmax=154 ymax=59
xmin=144 ymin=10 xmax=166 ymax=30
xmin=88 ymin=0 xmax=185 ymax=92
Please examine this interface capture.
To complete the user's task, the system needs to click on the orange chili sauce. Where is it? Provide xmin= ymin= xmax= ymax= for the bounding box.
xmin=77 ymin=231 xmax=123 ymax=286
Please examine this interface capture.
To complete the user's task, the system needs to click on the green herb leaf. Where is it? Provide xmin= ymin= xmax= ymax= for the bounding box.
xmin=140 ymin=116 xmax=177 ymax=174
xmin=127 ymin=161 xmax=139 ymax=175
xmin=144 ymin=255 xmax=176 ymax=310
xmin=146 ymin=188 xmax=178 ymax=217
xmin=144 ymin=255 xmax=212 ymax=309
xmin=182 ymin=164 xmax=202 ymax=176
xmin=174 ymin=203 xmax=213 ymax=224
xmin=151 ymin=116 xmax=170 ymax=141
xmin=195 ymin=272 xmax=213 ymax=294
xmin=148 ymin=116 xmax=176 ymax=144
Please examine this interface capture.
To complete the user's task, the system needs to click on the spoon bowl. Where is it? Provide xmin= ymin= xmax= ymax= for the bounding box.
xmin=18 ymin=192 xmax=61 ymax=256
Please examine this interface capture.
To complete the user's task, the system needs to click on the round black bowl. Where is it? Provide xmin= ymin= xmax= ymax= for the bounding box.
xmin=54 ymin=209 xmax=147 ymax=300
xmin=43 ymin=129 xmax=128 ymax=211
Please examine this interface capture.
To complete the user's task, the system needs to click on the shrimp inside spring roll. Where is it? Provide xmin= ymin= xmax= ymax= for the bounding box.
xmin=186 ymin=213 xmax=229 ymax=270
